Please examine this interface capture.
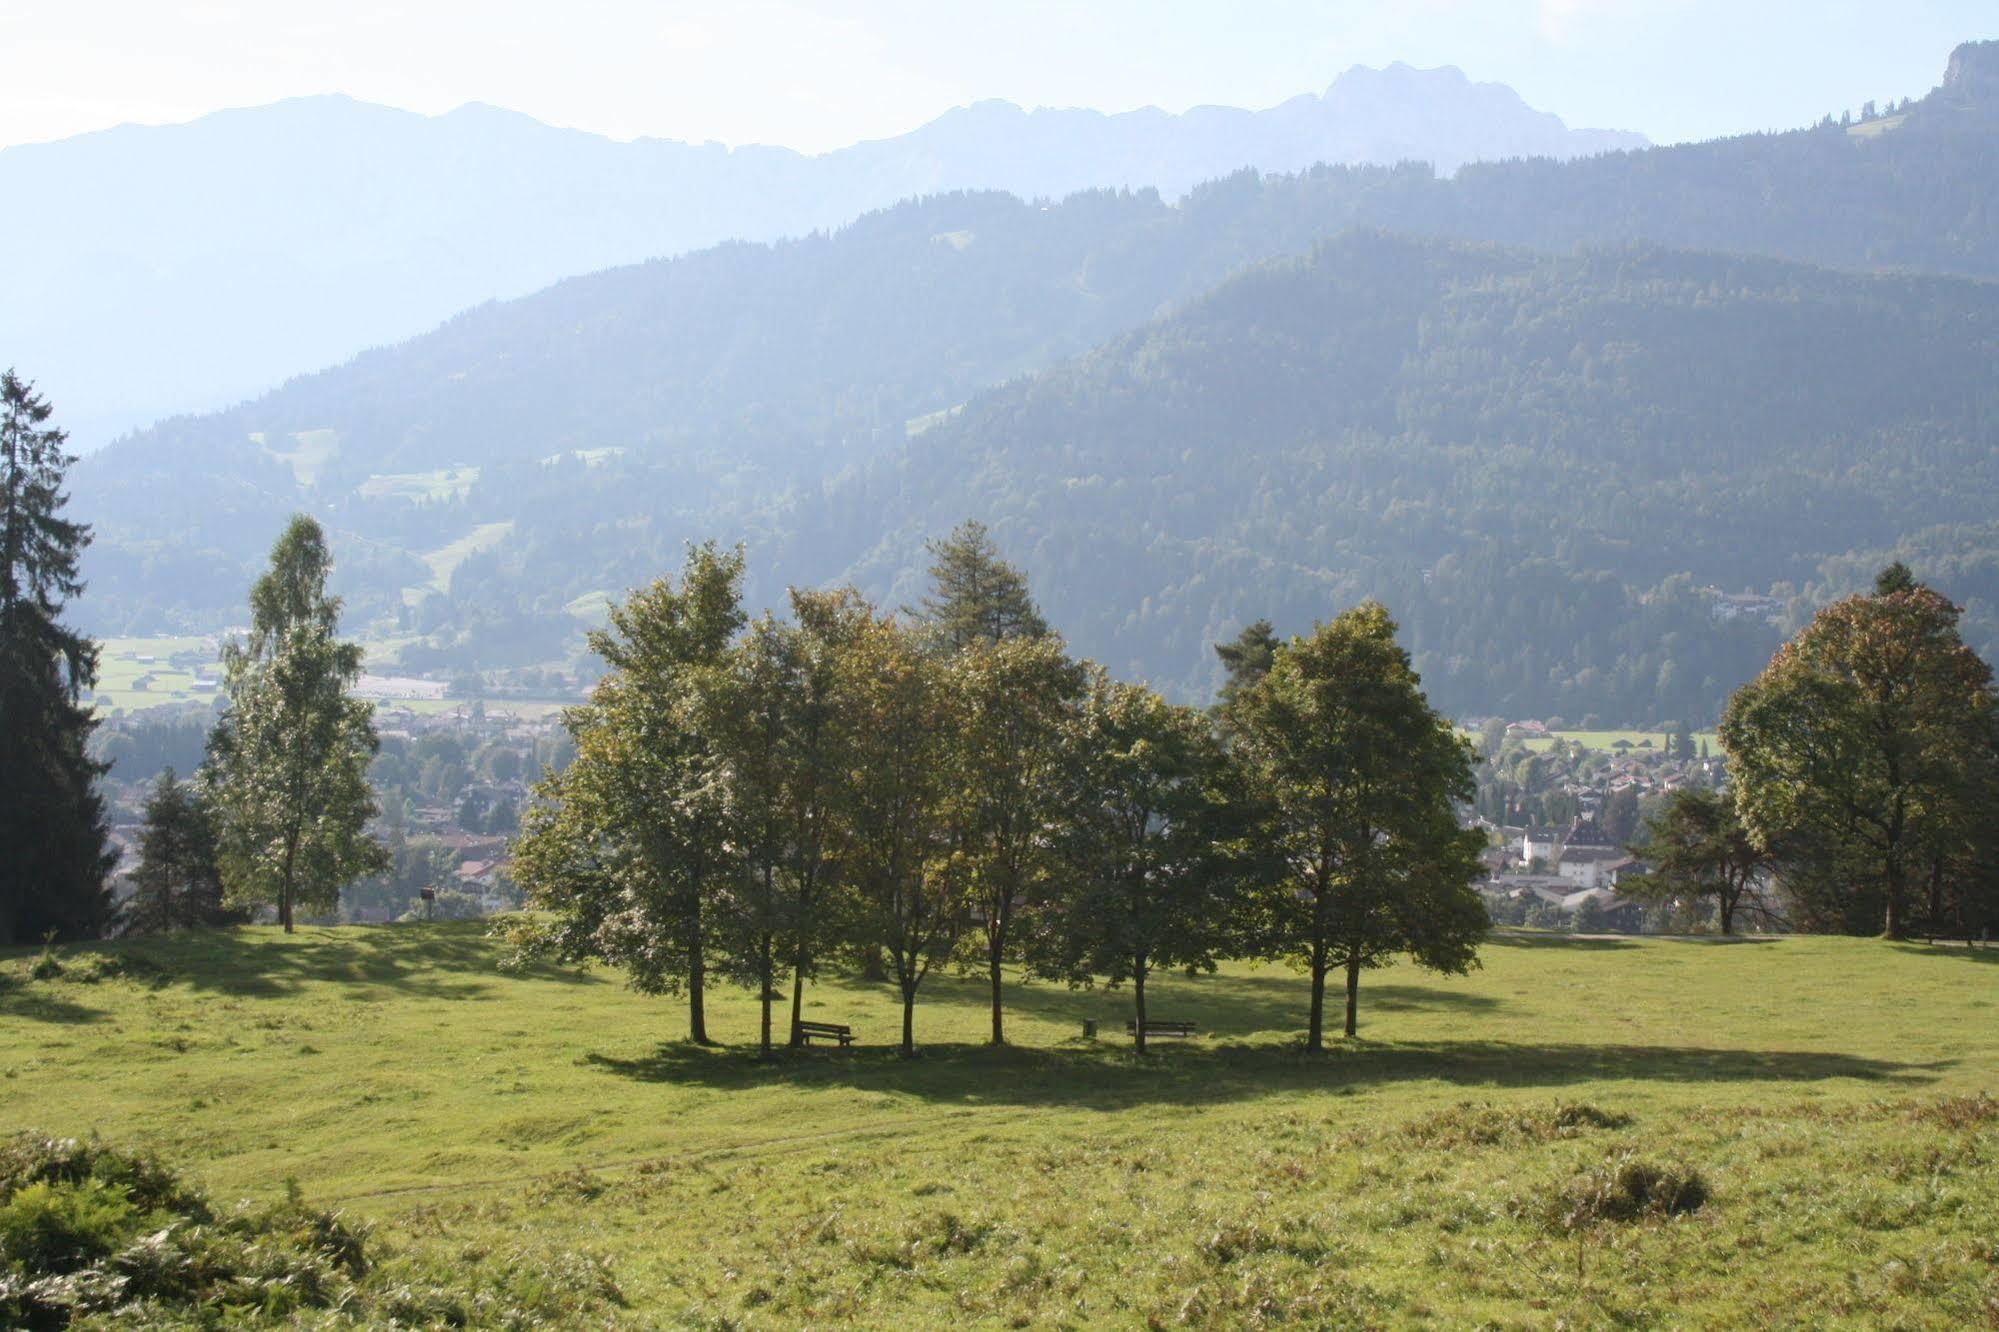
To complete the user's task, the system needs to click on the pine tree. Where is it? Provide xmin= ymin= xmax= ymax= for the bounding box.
xmin=0 ymin=370 xmax=114 ymax=944
xmin=917 ymin=520 xmax=1047 ymax=651
xmin=124 ymin=769 xmax=232 ymax=933
xmin=204 ymin=516 xmax=387 ymax=931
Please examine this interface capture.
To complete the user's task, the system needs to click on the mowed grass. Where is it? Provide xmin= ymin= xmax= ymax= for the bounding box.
xmin=3 ymin=927 xmax=1996 ymax=1328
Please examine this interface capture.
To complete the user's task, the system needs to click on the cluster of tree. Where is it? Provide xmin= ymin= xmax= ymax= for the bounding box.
xmin=113 ymin=518 xmax=387 ymax=934
xmin=511 ymin=524 xmax=1487 ymax=1054
xmin=73 ymin=47 xmax=1999 ymax=721
xmin=2 ymin=372 xmax=386 ymax=943
xmin=1620 ymin=565 xmax=1999 ymax=939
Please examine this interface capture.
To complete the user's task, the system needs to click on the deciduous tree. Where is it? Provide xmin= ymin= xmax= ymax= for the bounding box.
xmin=1721 ymin=565 xmax=1999 ymax=937
xmin=1034 ymin=673 xmax=1245 ymax=1052
xmin=949 ymin=634 xmax=1083 ymax=1044
xmin=205 ymin=516 xmax=385 ymax=930
xmin=1228 ymin=603 xmax=1486 ymax=1047
xmin=1622 ymin=788 xmax=1780 ymax=934
xmin=832 ymin=611 xmax=966 ymax=1057
xmin=507 ymin=543 xmax=746 ymax=1042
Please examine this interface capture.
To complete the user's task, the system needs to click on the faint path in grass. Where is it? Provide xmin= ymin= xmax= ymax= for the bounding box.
xmin=321 ymin=1106 xmax=1015 ymax=1205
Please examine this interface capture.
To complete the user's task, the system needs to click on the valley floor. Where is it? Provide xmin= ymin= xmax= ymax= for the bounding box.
xmin=3 ymin=926 xmax=1995 ymax=1328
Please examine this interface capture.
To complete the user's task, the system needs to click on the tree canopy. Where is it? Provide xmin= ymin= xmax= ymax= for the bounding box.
xmin=1227 ymin=603 xmax=1487 ymax=1046
xmin=1722 ymin=568 xmax=1999 ymax=937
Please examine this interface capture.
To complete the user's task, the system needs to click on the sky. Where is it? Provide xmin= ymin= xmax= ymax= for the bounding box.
xmin=5 ymin=0 xmax=1992 ymax=154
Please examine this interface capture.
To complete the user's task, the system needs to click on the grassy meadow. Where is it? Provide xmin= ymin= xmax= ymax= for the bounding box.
xmin=3 ymin=925 xmax=1995 ymax=1327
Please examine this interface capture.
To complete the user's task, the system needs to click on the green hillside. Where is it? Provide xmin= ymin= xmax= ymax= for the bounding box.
xmin=6 ymin=925 xmax=1996 ymax=1326
xmin=785 ymin=233 xmax=1999 ymax=720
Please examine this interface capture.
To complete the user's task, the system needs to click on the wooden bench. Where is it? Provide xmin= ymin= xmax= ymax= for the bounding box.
xmin=1127 ymin=1019 xmax=1197 ymax=1040
xmin=794 ymin=1020 xmax=854 ymax=1047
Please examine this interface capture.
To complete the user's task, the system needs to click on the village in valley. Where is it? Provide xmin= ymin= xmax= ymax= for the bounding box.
xmin=88 ymin=636 xmax=577 ymax=923
xmin=1471 ymin=718 xmax=1734 ymax=933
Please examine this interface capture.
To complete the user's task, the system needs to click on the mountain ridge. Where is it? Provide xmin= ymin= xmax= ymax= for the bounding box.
xmin=3 ymin=63 xmax=1639 ymax=448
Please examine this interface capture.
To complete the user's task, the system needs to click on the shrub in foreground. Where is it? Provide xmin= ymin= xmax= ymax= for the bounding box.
xmin=0 ymin=1132 xmax=622 ymax=1329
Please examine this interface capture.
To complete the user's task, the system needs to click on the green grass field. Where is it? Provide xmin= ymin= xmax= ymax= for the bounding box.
xmin=4 ymin=927 xmax=1994 ymax=1327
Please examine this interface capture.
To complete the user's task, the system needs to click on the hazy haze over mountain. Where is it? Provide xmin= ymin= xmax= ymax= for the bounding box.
xmin=1 ymin=64 xmax=1639 ymax=448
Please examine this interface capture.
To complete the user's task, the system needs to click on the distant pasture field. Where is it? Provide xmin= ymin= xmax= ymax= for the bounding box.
xmin=89 ymin=635 xmax=571 ymax=721
xmin=1517 ymin=729 xmax=1721 ymax=753
xmin=89 ymin=635 xmax=227 ymax=715
xmin=3 ymin=926 xmax=1995 ymax=1327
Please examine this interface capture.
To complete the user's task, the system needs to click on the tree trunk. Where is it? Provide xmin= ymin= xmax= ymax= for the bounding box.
xmin=1132 ymin=956 xmax=1148 ymax=1056
xmin=1718 ymin=890 xmax=1735 ymax=936
xmin=1306 ymin=941 xmax=1327 ymax=1053
xmin=1883 ymin=855 xmax=1906 ymax=939
xmin=988 ymin=947 xmax=1005 ymax=1046
xmin=788 ymin=942 xmax=808 ymax=1048
xmin=861 ymin=945 xmax=887 ymax=983
xmin=279 ymin=827 xmax=298 ymax=933
xmin=758 ymin=934 xmax=774 ymax=1059
xmin=1344 ymin=955 xmax=1361 ymax=1038
xmin=688 ymin=929 xmax=710 ymax=1045
xmin=900 ymin=984 xmax=916 ymax=1058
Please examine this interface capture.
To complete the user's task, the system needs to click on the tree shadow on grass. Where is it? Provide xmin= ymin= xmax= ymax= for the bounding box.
xmin=3 ymin=922 xmax=604 ymax=1004
xmin=1889 ymin=942 xmax=1999 ymax=966
xmin=1484 ymin=931 xmax=1636 ymax=951
xmin=582 ymin=1037 xmax=1949 ymax=1110
xmin=858 ymin=969 xmax=1502 ymax=1039
xmin=0 ymin=978 xmax=105 ymax=1025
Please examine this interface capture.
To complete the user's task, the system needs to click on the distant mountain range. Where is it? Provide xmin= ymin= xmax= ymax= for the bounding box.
xmin=57 ymin=41 xmax=1999 ymax=723
xmin=1 ymin=64 xmax=1641 ymax=448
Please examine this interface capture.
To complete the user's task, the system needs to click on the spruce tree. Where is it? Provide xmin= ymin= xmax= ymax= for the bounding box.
xmin=205 ymin=516 xmax=387 ymax=930
xmin=124 ymin=769 xmax=233 ymax=933
xmin=0 ymin=370 xmax=114 ymax=944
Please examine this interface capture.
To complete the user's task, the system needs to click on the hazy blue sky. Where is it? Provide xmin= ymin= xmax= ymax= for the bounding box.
xmin=7 ymin=1 xmax=1991 ymax=152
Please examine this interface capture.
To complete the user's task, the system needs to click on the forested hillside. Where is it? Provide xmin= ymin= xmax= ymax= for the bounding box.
xmin=67 ymin=42 xmax=1999 ymax=722
xmin=771 ymin=233 xmax=1999 ymax=719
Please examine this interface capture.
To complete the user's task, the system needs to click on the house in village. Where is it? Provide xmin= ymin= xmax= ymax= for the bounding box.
xmin=1556 ymin=846 xmax=1634 ymax=890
